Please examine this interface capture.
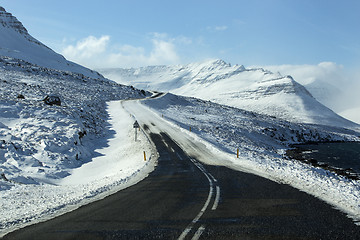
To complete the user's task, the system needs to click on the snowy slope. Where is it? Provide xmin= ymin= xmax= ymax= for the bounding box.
xmin=0 ymin=8 xmax=156 ymax=234
xmin=0 ymin=98 xmax=155 ymax=235
xmin=0 ymin=56 xmax=147 ymax=186
xmin=0 ymin=7 xmax=103 ymax=79
xmin=129 ymin=93 xmax=360 ymax=223
xmin=99 ymin=59 xmax=359 ymax=129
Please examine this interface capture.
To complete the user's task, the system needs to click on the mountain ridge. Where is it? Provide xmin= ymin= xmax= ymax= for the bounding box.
xmin=99 ymin=59 xmax=359 ymax=129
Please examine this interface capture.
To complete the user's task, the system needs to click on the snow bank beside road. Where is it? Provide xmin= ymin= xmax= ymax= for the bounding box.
xmin=142 ymin=93 xmax=360 ymax=224
xmin=0 ymin=56 xmax=147 ymax=187
xmin=0 ymin=101 xmax=155 ymax=237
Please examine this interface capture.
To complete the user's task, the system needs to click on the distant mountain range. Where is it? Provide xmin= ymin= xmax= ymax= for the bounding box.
xmin=99 ymin=59 xmax=359 ymax=129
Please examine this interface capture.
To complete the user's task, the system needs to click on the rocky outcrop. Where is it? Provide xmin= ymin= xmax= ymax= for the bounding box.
xmin=0 ymin=7 xmax=28 ymax=34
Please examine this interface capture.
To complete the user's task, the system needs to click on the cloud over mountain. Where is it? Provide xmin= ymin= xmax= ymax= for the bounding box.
xmin=61 ymin=34 xmax=180 ymax=68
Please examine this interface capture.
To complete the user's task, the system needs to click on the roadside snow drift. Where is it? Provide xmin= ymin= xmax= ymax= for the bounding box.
xmin=0 ymin=100 xmax=155 ymax=236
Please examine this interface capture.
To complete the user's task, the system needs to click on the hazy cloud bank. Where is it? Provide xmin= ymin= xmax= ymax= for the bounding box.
xmin=62 ymin=34 xmax=180 ymax=68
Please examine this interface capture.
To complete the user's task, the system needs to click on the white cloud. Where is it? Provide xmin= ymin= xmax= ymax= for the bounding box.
xmin=107 ymin=38 xmax=180 ymax=68
xmin=61 ymin=34 xmax=181 ymax=68
xmin=62 ymin=35 xmax=110 ymax=60
xmin=262 ymin=62 xmax=344 ymax=86
xmin=215 ymin=26 xmax=228 ymax=31
xmin=174 ymin=36 xmax=192 ymax=45
xmin=149 ymin=39 xmax=179 ymax=64
xmin=207 ymin=25 xmax=228 ymax=32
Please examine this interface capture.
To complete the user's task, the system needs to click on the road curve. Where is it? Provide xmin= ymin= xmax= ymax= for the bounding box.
xmin=3 ymin=98 xmax=360 ymax=239
xmin=3 ymin=130 xmax=213 ymax=239
xmin=4 ymin=123 xmax=360 ymax=239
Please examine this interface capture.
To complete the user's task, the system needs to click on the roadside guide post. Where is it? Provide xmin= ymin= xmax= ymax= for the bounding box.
xmin=133 ymin=120 xmax=140 ymax=141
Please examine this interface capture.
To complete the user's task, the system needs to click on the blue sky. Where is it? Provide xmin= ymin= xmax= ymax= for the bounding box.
xmin=2 ymin=0 xmax=360 ymax=69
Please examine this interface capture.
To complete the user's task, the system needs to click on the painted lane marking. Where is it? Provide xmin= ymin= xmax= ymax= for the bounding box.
xmin=212 ymin=186 xmax=220 ymax=210
xmin=191 ymin=225 xmax=206 ymax=240
xmin=176 ymin=152 xmax=184 ymax=160
xmin=207 ymin=172 xmax=217 ymax=183
xmin=178 ymin=181 xmax=213 ymax=240
xmin=178 ymin=158 xmax=220 ymax=240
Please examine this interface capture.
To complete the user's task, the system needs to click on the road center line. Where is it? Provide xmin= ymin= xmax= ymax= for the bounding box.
xmin=212 ymin=186 xmax=220 ymax=210
xmin=178 ymin=159 xmax=218 ymax=240
xmin=178 ymin=184 xmax=212 ymax=240
xmin=191 ymin=225 xmax=206 ymax=240
xmin=207 ymin=172 xmax=218 ymax=183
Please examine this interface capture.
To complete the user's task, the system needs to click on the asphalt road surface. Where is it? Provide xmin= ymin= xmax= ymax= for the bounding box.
xmin=3 ymin=125 xmax=360 ymax=239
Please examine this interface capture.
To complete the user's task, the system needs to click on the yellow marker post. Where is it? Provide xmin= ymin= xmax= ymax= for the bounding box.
xmin=237 ymin=149 xmax=239 ymax=158
xmin=143 ymin=151 xmax=146 ymax=161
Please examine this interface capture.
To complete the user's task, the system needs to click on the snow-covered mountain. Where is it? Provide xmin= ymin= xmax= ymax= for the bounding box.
xmin=0 ymin=7 xmax=102 ymax=79
xmin=0 ymin=6 xmax=147 ymax=187
xmin=99 ymin=59 xmax=359 ymax=129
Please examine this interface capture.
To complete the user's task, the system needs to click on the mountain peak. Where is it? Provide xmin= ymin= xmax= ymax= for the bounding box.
xmin=210 ymin=59 xmax=229 ymax=66
xmin=192 ymin=59 xmax=245 ymax=73
xmin=0 ymin=6 xmax=104 ymax=79
xmin=0 ymin=7 xmax=28 ymax=35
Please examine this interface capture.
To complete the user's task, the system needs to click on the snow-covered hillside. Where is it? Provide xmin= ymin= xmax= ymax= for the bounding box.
xmin=99 ymin=59 xmax=359 ymax=129
xmin=0 ymin=6 xmax=152 ymax=187
xmin=0 ymin=7 xmax=157 ymax=234
xmin=135 ymin=93 xmax=360 ymax=223
xmin=0 ymin=56 xmax=147 ymax=187
xmin=0 ymin=7 xmax=102 ymax=79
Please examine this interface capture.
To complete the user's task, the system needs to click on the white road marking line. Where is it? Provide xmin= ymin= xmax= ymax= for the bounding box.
xmin=207 ymin=172 xmax=217 ymax=183
xmin=176 ymin=152 xmax=184 ymax=160
xmin=178 ymin=159 xmax=215 ymax=240
xmin=191 ymin=225 xmax=206 ymax=240
xmin=212 ymin=186 xmax=220 ymax=210
xmin=178 ymin=183 xmax=213 ymax=240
